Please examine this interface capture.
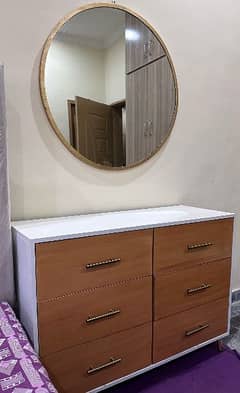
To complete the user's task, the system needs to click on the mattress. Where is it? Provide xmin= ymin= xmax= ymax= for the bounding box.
xmin=0 ymin=302 xmax=57 ymax=392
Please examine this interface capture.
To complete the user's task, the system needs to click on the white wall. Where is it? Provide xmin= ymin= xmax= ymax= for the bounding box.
xmin=1 ymin=0 xmax=240 ymax=289
xmin=45 ymin=34 xmax=125 ymax=140
xmin=104 ymin=35 xmax=126 ymax=105
xmin=45 ymin=37 xmax=105 ymax=141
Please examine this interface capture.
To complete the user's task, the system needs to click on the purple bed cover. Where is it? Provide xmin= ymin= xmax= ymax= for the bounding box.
xmin=0 ymin=302 xmax=58 ymax=392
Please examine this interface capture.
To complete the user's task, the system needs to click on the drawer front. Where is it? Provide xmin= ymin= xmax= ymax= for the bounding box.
xmin=43 ymin=323 xmax=152 ymax=393
xmin=153 ymin=298 xmax=229 ymax=362
xmin=154 ymin=219 xmax=233 ymax=270
xmin=154 ymin=258 xmax=231 ymax=320
xmin=36 ymin=229 xmax=153 ymax=301
xmin=38 ymin=276 xmax=152 ymax=356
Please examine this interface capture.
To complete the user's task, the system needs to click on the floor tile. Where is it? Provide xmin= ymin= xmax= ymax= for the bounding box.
xmin=224 ymin=302 xmax=240 ymax=351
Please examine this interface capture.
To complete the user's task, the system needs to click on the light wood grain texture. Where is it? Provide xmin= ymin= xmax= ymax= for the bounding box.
xmin=126 ymin=57 xmax=176 ymax=165
xmin=38 ymin=276 xmax=152 ymax=356
xmin=126 ymin=64 xmax=148 ymax=164
xmin=43 ymin=323 xmax=152 ymax=393
xmin=36 ymin=229 xmax=153 ymax=301
xmin=154 ymin=258 xmax=231 ymax=320
xmin=154 ymin=218 xmax=233 ymax=270
xmin=153 ymin=298 xmax=229 ymax=362
xmin=148 ymin=57 xmax=176 ymax=151
xmin=126 ymin=13 xmax=165 ymax=74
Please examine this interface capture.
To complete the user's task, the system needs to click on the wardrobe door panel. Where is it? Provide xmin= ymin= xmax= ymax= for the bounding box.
xmin=126 ymin=57 xmax=176 ymax=164
xmin=148 ymin=57 xmax=176 ymax=151
xmin=126 ymin=66 xmax=148 ymax=165
xmin=126 ymin=13 xmax=165 ymax=74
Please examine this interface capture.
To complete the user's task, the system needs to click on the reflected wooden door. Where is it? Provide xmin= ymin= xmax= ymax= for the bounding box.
xmin=75 ymin=97 xmax=114 ymax=166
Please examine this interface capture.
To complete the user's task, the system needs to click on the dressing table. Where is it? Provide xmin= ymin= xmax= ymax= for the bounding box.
xmin=12 ymin=205 xmax=234 ymax=393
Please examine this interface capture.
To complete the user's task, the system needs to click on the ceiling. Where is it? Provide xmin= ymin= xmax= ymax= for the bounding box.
xmin=56 ymin=8 xmax=126 ymax=49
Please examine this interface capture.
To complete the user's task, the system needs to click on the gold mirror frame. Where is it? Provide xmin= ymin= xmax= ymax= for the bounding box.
xmin=39 ymin=2 xmax=179 ymax=170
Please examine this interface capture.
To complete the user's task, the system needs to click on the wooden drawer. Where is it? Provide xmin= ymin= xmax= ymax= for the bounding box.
xmin=154 ymin=258 xmax=231 ymax=320
xmin=36 ymin=229 xmax=153 ymax=301
xmin=153 ymin=298 xmax=228 ymax=362
xmin=43 ymin=323 xmax=152 ymax=393
xmin=38 ymin=276 xmax=152 ymax=356
xmin=154 ymin=218 xmax=233 ymax=270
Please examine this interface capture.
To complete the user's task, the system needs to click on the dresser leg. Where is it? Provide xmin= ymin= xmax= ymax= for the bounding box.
xmin=217 ymin=340 xmax=225 ymax=352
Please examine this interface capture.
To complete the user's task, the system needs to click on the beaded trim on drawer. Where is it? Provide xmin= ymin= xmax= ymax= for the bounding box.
xmin=38 ymin=274 xmax=152 ymax=304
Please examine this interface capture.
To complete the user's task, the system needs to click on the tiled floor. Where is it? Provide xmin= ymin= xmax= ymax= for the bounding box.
xmin=223 ymin=301 xmax=240 ymax=352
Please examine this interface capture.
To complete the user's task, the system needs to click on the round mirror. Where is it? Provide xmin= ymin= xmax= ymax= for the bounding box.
xmin=40 ymin=4 xmax=178 ymax=169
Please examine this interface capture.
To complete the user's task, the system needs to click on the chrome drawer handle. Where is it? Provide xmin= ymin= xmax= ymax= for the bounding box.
xmin=87 ymin=357 xmax=122 ymax=375
xmin=85 ymin=258 xmax=121 ymax=269
xmin=187 ymin=283 xmax=212 ymax=295
xmin=187 ymin=242 xmax=213 ymax=251
xmin=185 ymin=323 xmax=209 ymax=337
xmin=86 ymin=309 xmax=120 ymax=324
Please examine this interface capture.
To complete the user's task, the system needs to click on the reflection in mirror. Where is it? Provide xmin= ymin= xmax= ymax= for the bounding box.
xmin=42 ymin=6 xmax=177 ymax=169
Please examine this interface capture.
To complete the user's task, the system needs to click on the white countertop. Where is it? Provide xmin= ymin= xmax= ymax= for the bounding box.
xmin=11 ymin=205 xmax=234 ymax=243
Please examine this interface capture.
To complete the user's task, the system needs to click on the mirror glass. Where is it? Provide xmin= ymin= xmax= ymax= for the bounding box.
xmin=42 ymin=6 xmax=178 ymax=169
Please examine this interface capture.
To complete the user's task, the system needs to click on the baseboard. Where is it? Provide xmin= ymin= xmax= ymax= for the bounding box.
xmin=232 ymin=288 xmax=240 ymax=303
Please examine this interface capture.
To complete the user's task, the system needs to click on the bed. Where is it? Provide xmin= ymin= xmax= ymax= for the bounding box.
xmin=0 ymin=302 xmax=57 ymax=392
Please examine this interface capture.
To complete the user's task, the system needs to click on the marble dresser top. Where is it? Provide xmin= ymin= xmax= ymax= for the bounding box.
xmin=11 ymin=205 xmax=234 ymax=244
